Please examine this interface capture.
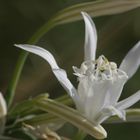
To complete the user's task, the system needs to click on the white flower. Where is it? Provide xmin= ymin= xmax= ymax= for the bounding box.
xmin=15 ymin=12 xmax=140 ymax=126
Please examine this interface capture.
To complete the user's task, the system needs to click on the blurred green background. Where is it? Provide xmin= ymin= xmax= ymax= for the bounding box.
xmin=0 ymin=0 xmax=140 ymax=139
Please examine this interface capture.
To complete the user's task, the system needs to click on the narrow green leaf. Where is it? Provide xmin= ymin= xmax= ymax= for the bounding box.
xmin=52 ymin=0 xmax=140 ymax=25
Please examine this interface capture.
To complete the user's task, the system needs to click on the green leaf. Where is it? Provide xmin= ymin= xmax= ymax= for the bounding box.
xmin=52 ymin=0 xmax=140 ymax=25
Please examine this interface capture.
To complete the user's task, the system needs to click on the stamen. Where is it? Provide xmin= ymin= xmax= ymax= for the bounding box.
xmin=73 ymin=55 xmax=128 ymax=81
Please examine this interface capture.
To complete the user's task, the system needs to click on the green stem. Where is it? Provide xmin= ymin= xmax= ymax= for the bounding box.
xmin=5 ymin=52 xmax=28 ymax=109
xmin=5 ymin=19 xmax=56 ymax=108
xmin=73 ymin=129 xmax=86 ymax=140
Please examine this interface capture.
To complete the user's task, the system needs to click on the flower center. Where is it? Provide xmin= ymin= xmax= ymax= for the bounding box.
xmin=73 ymin=55 xmax=128 ymax=81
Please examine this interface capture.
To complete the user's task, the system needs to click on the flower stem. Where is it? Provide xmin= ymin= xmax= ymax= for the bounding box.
xmin=5 ymin=19 xmax=56 ymax=108
xmin=73 ymin=129 xmax=87 ymax=140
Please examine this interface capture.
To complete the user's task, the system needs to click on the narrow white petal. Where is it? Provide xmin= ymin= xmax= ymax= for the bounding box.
xmin=105 ymin=78 xmax=127 ymax=106
xmin=15 ymin=44 xmax=77 ymax=99
xmin=53 ymin=69 xmax=77 ymax=99
xmin=96 ymin=106 xmax=126 ymax=124
xmin=15 ymin=44 xmax=59 ymax=69
xmin=81 ymin=12 xmax=97 ymax=61
xmin=116 ymin=90 xmax=140 ymax=110
xmin=119 ymin=41 xmax=140 ymax=79
xmin=0 ymin=92 xmax=7 ymax=118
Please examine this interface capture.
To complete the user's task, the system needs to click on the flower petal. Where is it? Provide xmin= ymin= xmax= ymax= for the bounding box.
xmin=77 ymin=78 xmax=113 ymax=121
xmin=53 ymin=69 xmax=77 ymax=99
xmin=77 ymin=77 xmax=127 ymax=123
xmin=81 ymin=12 xmax=97 ymax=61
xmin=0 ymin=92 xmax=7 ymax=118
xmin=105 ymin=77 xmax=127 ymax=106
xmin=96 ymin=106 xmax=126 ymax=124
xmin=115 ymin=90 xmax=140 ymax=110
xmin=15 ymin=44 xmax=77 ymax=100
xmin=119 ymin=41 xmax=140 ymax=79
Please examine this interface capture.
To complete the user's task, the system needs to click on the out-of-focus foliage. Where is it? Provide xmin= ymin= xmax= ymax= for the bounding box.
xmin=0 ymin=0 xmax=140 ymax=139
